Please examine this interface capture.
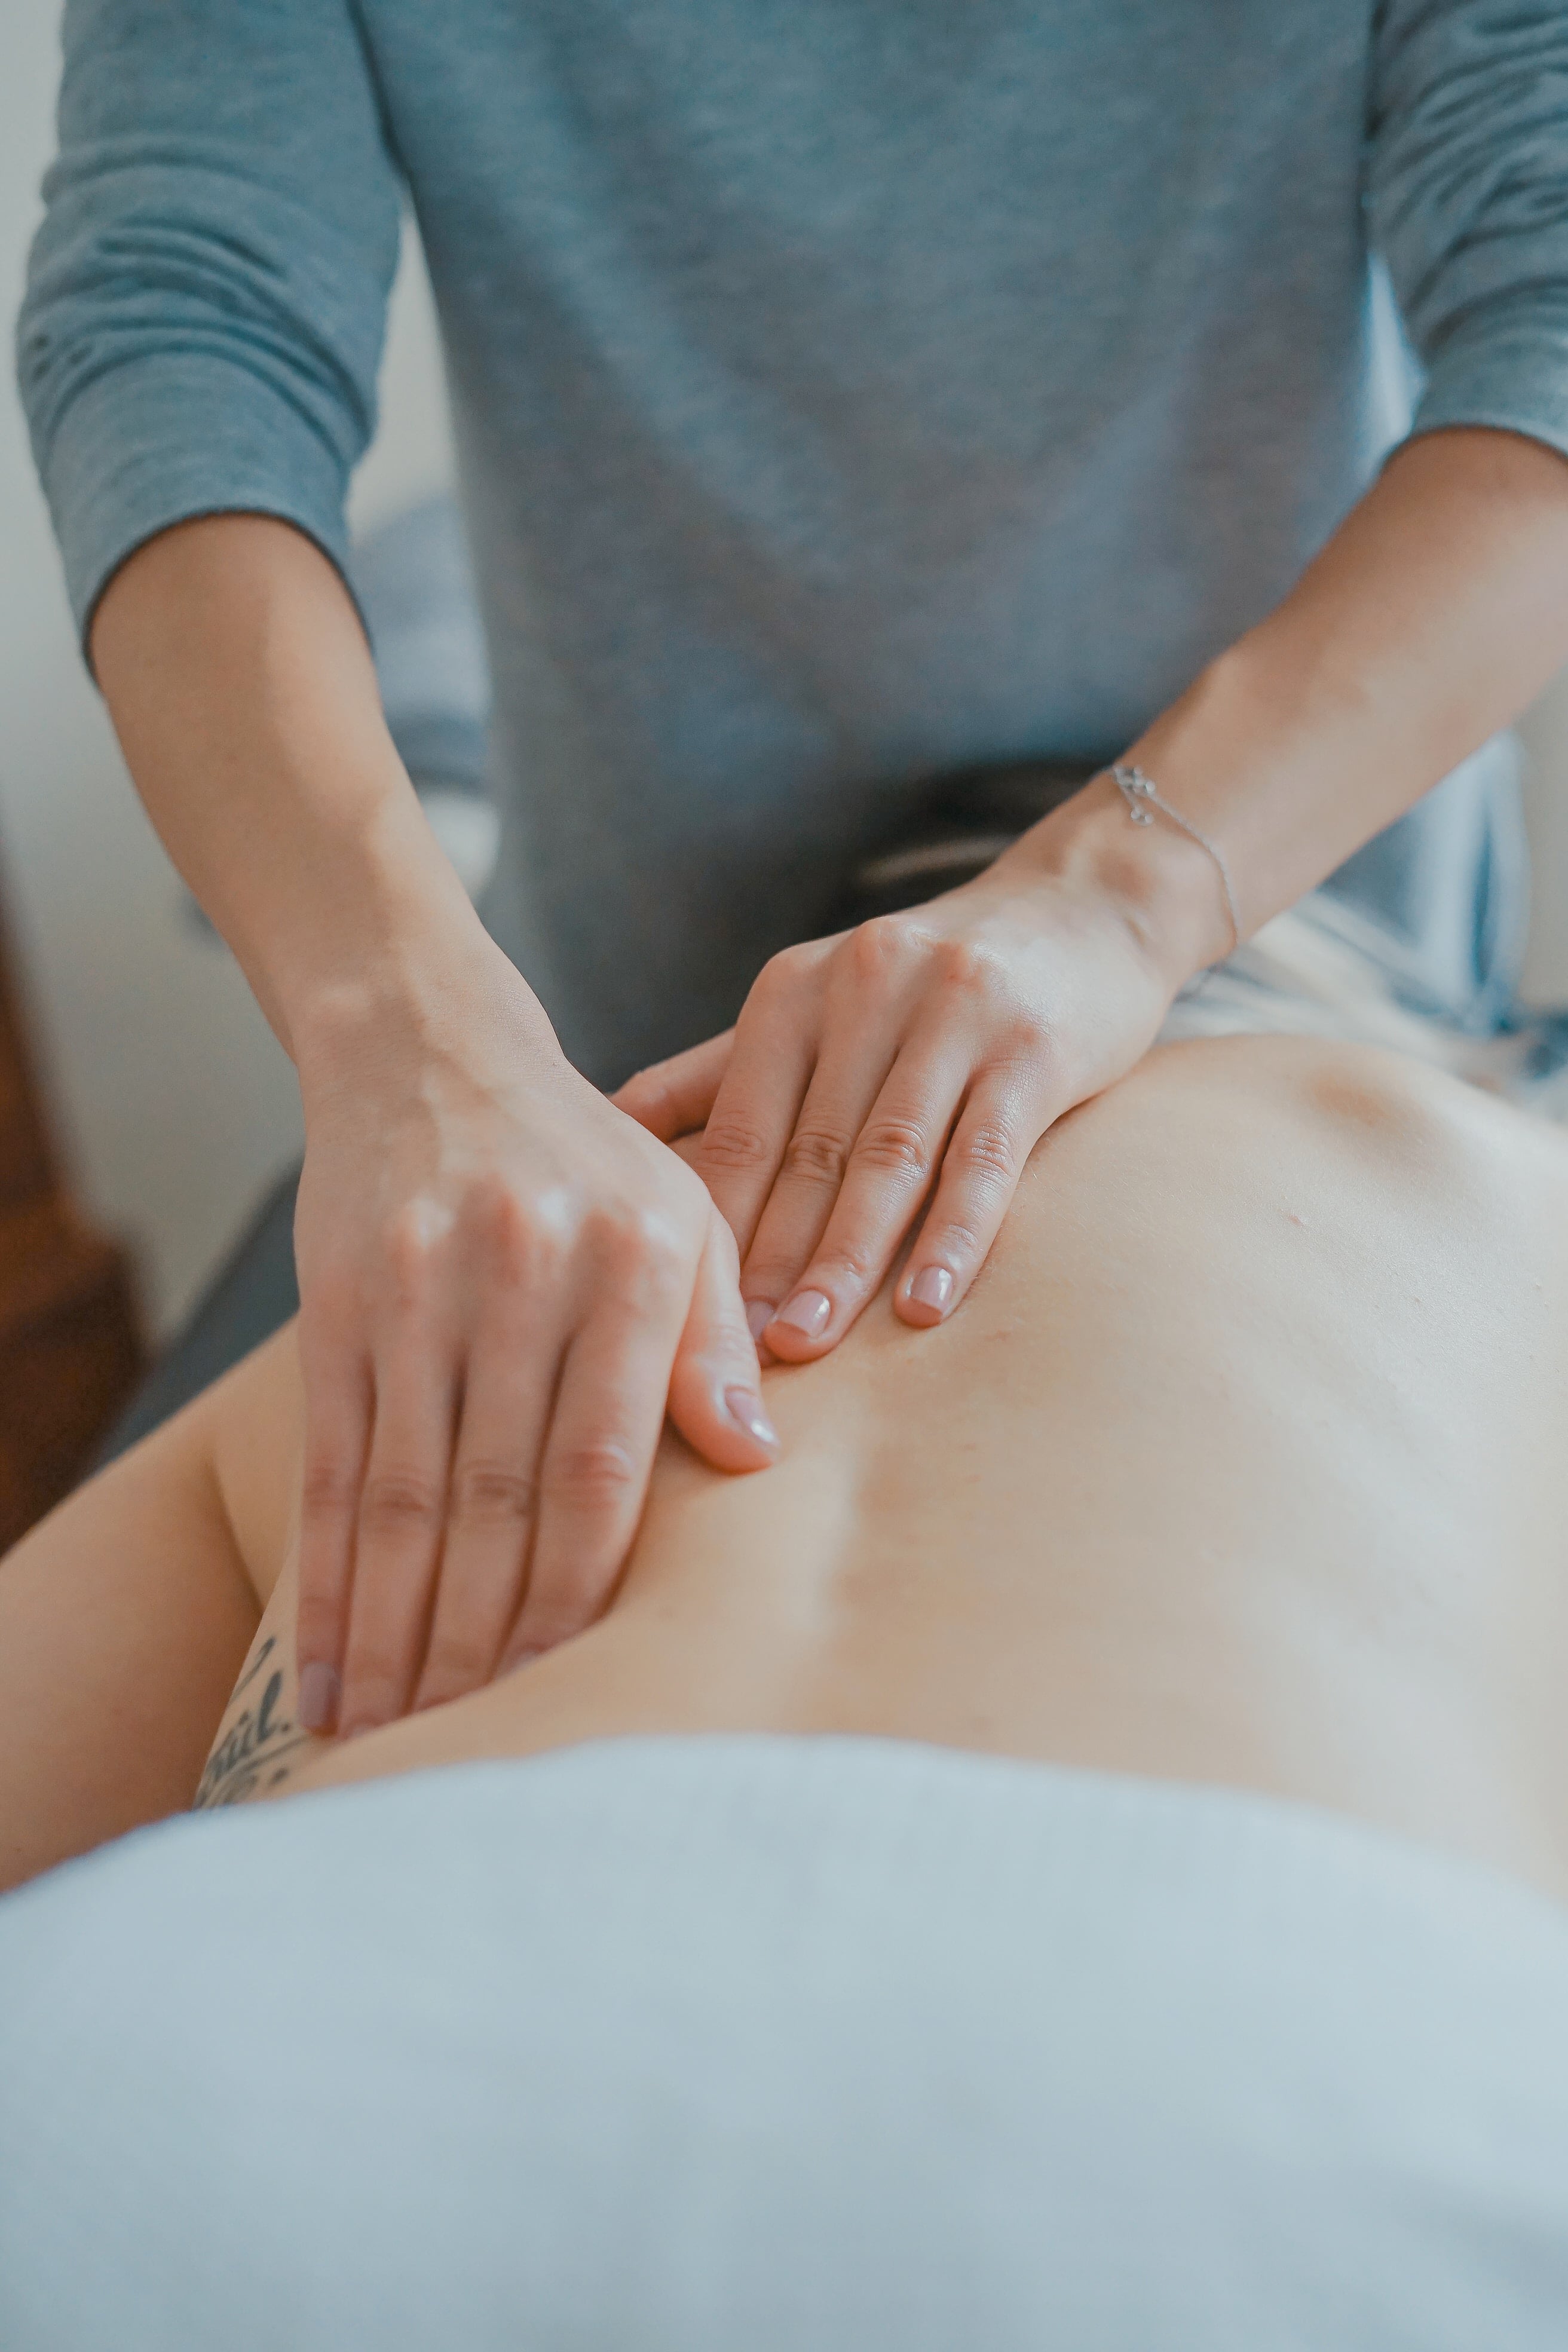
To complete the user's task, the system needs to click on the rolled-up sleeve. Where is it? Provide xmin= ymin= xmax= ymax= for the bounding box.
xmin=1369 ymin=0 xmax=1568 ymax=461
xmin=15 ymin=0 xmax=403 ymax=648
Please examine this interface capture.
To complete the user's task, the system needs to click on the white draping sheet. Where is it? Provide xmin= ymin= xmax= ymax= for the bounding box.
xmin=2 ymin=1735 xmax=1567 ymax=2350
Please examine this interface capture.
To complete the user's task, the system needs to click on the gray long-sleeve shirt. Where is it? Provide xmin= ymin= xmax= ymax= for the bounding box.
xmin=18 ymin=1 xmax=1568 ymax=1079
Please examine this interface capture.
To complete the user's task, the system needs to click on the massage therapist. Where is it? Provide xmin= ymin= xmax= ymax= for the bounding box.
xmin=18 ymin=2 xmax=1568 ymax=1737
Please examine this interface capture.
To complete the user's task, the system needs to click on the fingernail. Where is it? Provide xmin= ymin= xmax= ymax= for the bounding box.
xmin=298 ymin=1662 xmax=341 ymax=1734
xmin=772 ymin=1289 xmax=832 ymax=1339
xmin=908 ymin=1265 xmax=954 ymax=1315
xmin=745 ymin=1298 xmax=774 ymax=1344
xmin=724 ymin=1385 xmax=780 ymax=1450
xmin=507 ymin=1644 xmax=544 ymax=1674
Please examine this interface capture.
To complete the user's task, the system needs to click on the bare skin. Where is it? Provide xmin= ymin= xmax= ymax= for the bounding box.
xmin=4 ymin=1033 xmax=1566 ymax=1905
xmin=88 ymin=430 xmax=1568 ymax=1742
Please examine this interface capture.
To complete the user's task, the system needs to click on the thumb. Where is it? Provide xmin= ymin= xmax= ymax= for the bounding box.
xmin=666 ymin=1207 xmax=781 ymax=1473
xmin=613 ymin=1029 xmax=734 ymax=1141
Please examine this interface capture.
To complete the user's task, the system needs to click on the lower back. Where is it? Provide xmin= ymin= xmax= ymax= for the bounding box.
xmin=281 ymin=1038 xmax=1568 ymax=1900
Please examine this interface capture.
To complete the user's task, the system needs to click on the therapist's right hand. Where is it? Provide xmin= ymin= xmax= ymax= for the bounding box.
xmin=289 ymin=936 xmax=779 ymax=1741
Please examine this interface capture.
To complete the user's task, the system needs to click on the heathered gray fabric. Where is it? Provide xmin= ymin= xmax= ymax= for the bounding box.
xmin=17 ymin=2 xmax=1568 ymax=1079
xmin=5 ymin=1739 xmax=1568 ymax=2349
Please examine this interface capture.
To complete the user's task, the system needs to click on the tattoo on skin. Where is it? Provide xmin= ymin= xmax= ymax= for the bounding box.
xmin=194 ymin=1636 xmax=315 ymax=1809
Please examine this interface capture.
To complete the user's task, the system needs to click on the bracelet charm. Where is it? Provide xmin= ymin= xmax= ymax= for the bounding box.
xmin=1110 ymin=763 xmax=1242 ymax=960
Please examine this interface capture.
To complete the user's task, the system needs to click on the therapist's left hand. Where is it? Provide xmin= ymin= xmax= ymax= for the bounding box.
xmin=613 ymin=786 xmax=1215 ymax=1360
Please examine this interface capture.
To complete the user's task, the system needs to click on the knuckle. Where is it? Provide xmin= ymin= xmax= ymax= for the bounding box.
xmin=584 ymin=1208 xmax=640 ymax=1281
xmin=544 ymin=1436 xmax=639 ymax=1512
xmin=935 ymin=937 xmax=1003 ymax=996
xmin=630 ymin=1197 xmax=692 ymax=1265
xmin=381 ymin=1199 xmax=451 ymax=1300
xmin=739 ymin=1242 xmax=798 ymax=1293
xmin=697 ymin=1117 xmax=775 ymax=1175
xmin=358 ymin=1468 xmax=444 ymax=1538
xmin=589 ymin=1202 xmax=689 ymax=1292
xmin=956 ymin=1122 xmax=1018 ymax=1184
xmin=467 ymin=1180 xmax=587 ymax=1298
xmin=844 ymin=913 xmax=920 ymax=985
xmin=300 ymin=1456 xmax=359 ymax=1522
xmin=783 ymin=1124 xmax=853 ymax=1186
xmin=927 ymin=1214 xmax=985 ymax=1267
xmin=811 ymin=1236 xmax=878 ymax=1288
xmin=853 ymin=1114 xmax=932 ymax=1183
xmin=467 ymin=1172 xmax=538 ymax=1272
xmin=449 ymin=1460 xmax=538 ymax=1528
xmin=996 ymin=1008 xmax=1058 ymax=1068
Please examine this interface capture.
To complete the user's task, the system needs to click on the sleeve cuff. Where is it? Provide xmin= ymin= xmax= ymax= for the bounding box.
xmin=41 ymin=347 xmax=359 ymax=658
xmin=1408 ymin=290 xmax=1568 ymax=470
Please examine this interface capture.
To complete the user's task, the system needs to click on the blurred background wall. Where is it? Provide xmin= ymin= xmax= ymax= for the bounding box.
xmin=1 ymin=0 xmax=458 ymax=1335
xmin=2 ymin=0 xmax=1567 ymax=1338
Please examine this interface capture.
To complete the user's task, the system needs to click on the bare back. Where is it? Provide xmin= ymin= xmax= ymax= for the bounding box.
xmin=207 ymin=1036 xmax=1568 ymax=1901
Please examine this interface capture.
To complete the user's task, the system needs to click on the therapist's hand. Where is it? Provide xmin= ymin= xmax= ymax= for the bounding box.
xmin=291 ymin=936 xmax=777 ymax=1741
xmin=614 ymin=778 xmax=1225 ymax=1360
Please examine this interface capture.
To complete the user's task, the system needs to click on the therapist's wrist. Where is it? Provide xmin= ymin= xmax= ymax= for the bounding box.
xmin=293 ymin=900 xmax=563 ymax=1097
xmin=999 ymin=768 xmax=1236 ymax=991
xmin=248 ymin=798 xmax=476 ymax=1054
xmin=274 ymin=797 xmax=560 ymax=1090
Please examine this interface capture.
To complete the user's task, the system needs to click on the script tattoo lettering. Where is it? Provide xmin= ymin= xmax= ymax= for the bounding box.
xmin=194 ymin=1637 xmax=314 ymax=1809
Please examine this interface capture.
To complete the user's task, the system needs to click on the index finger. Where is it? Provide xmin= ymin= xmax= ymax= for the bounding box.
xmin=690 ymin=986 xmax=815 ymax=1261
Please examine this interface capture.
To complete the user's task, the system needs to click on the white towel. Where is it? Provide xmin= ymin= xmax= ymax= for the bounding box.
xmin=2 ymin=1737 xmax=1567 ymax=2349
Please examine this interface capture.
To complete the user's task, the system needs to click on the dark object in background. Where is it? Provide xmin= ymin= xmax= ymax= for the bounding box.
xmin=0 ymin=879 xmax=142 ymax=1545
xmin=834 ymin=760 xmax=1095 ymax=923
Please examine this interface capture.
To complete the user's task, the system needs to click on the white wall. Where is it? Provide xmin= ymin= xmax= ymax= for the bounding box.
xmin=0 ymin=1 xmax=455 ymax=1334
xmin=2 ymin=0 xmax=1568 ymax=1339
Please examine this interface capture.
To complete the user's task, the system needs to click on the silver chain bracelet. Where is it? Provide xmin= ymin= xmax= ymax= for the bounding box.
xmin=1110 ymin=762 xmax=1241 ymax=960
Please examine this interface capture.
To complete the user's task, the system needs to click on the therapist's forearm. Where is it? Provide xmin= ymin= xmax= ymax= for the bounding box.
xmin=90 ymin=510 xmax=773 ymax=1742
xmin=1025 ymin=427 xmax=1568 ymax=970
xmin=89 ymin=514 xmax=542 ymax=1065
